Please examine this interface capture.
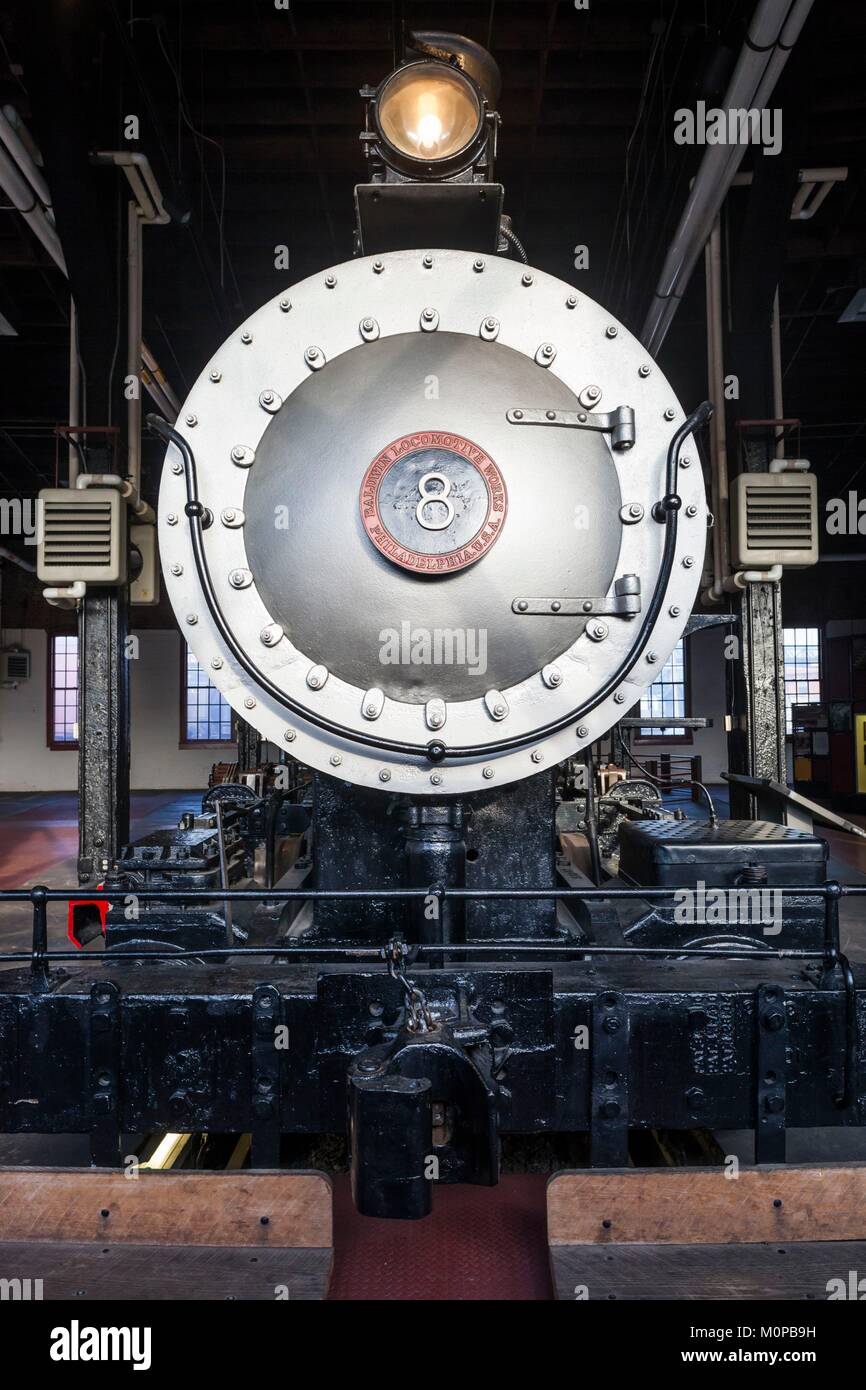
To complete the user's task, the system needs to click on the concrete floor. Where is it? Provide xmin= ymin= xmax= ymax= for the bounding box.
xmin=0 ymin=790 xmax=198 ymax=952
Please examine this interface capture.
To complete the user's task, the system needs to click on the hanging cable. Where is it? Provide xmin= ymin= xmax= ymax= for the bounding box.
xmin=617 ymin=725 xmax=718 ymax=827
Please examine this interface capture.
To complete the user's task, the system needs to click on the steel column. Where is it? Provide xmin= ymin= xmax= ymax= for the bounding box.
xmin=77 ymin=590 xmax=130 ymax=884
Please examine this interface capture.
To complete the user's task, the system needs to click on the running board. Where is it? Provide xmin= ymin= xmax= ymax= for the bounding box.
xmin=0 ymin=1167 xmax=333 ymax=1300
xmin=547 ymin=1163 xmax=866 ymax=1300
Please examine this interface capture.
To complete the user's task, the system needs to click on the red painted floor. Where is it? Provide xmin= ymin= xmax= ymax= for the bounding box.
xmin=328 ymin=1173 xmax=553 ymax=1300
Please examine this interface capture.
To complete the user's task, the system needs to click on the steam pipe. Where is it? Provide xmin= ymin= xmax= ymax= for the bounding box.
xmin=641 ymin=0 xmax=814 ymax=354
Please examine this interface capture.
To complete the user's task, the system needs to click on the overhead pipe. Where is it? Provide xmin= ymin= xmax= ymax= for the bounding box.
xmin=127 ymin=201 xmax=143 ymax=492
xmin=68 ymin=297 xmax=80 ymax=485
xmin=641 ymin=0 xmax=814 ymax=355
xmin=76 ymin=472 xmax=155 ymax=525
xmin=0 ymin=139 xmax=66 ymax=271
xmin=0 ymin=107 xmax=53 ymax=217
xmin=702 ymin=217 xmax=731 ymax=605
xmin=770 ymin=286 xmax=785 ymax=458
xmin=0 ymin=117 xmax=177 ymax=424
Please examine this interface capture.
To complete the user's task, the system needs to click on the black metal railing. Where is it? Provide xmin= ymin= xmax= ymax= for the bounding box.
xmin=1 ymin=878 xmax=863 ymax=1109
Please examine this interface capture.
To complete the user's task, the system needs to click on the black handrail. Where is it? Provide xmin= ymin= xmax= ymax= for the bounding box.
xmin=1 ymin=877 xmax=860 ymax=1114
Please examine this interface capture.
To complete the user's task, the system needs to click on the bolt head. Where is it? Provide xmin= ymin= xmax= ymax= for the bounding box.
xmin=170 ymin=563 xmax=182 ymax=576
xmin=422 ymin=254 xmax=433 ymax=268
xmin=279 ymin=298 xmax=291 ymax=312
xmin=546 ymin=410 xmax=557 ymax=420
xmin=482 ymin=766 xmax=494 ymax=779
xmin=566 ymin=295 xmax=577 ymax=308
xmin=682 ymin=555 xmax=695 ymax=568
xmin=587 ymin=385 xmax=600 ymax=398
xmin=171 ymin=461 xmax=182 ymax=474
xmin=664 ymin=407 xmax=676 ymax=421
xmin=241 ymin=332 xmax=252 ymax=344
xmin=473 ymin=258 xmax=484 ymax=272
xmin=185 ymin=413 xmax=197 ymax=427
xmin=430 ymin=772 xmax=443 ymax=786
xmin=325 ymin=274 xmax=336 ymax=287
xmin=330 ymin=754 xmax=342 ymax=767
xmin=186 ymin=614 xmax=197 ymax=625
xmin=209 ymin=369 xmax=221 ymax=382
xmin=521 ymin=272 xmax=533 ymax=286
xmin=629 ymin=503 xmax=642 ymax=518
xmin=379 ymin=769 xmax=391 ymax=782
xmin=531 ymin=750 xmax=543 ymax=764
xmin=606 ymin=325 xmax=618 ymax=338
xmin=244 ymin=697 xmax=256 ymax=710
xmin=577 ymin=725 xmax=589 ymax=739
xmin=373 ymin=260 xmax=384 ymax=273
xmin=638 ymin=364 xmax=651 ymax=377
xmin=283 ymin=729 xmax=296 ymax=742
xmin=211 ymin=658 xmax=223 ymax=670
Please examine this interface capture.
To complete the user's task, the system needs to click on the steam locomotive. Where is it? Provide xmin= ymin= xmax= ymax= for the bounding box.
xmin=2 ymin=30 xmax=858 ymax=1221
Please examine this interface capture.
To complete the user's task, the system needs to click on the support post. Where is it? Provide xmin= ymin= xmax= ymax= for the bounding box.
xmin=237 ymin=717 xmax=261 ymax=775
xmin=78 ymin=590 xmax=130 ymax=884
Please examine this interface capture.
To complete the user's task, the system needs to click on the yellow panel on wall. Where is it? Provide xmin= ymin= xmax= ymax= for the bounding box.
xmin=856 ymin=715 xmax=866 ymax=795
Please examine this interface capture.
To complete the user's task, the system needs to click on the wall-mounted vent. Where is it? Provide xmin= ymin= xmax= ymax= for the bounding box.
xmin=1 ymin=648 xmax=30 ymax=681
xmin=731 ymin=471 xmax=818 ymax=569
xmin=36 ymin=488 xmax=127 ymax=584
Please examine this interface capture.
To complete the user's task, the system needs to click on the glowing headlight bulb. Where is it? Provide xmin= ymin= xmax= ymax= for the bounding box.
xmin=417 ymin=109 xmax=444 ymax=152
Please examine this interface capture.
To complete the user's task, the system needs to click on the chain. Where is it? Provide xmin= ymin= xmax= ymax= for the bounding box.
xmin=384 ymin=938 xmax=435 ymax=1033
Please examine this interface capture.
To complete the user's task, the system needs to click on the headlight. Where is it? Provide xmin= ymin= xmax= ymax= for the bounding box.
xmin=377 ymin=61 xmax=482 ymax=165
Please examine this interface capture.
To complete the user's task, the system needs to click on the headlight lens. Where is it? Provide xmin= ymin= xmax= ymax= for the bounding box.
xmin=377 ymin=62 xmax=482 ymax=163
